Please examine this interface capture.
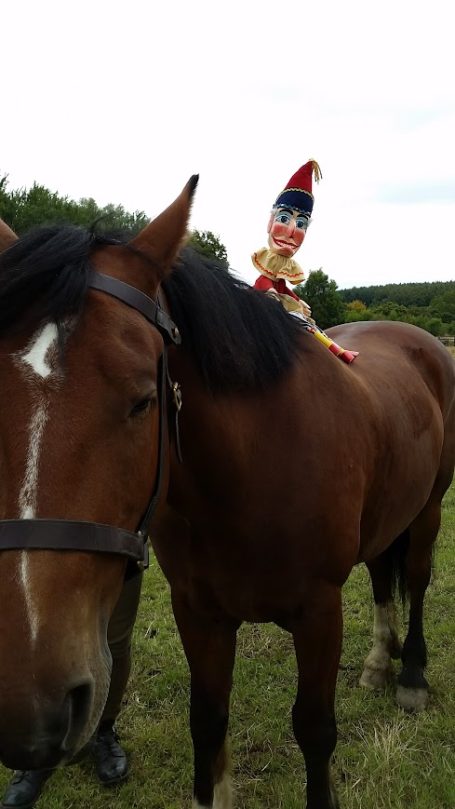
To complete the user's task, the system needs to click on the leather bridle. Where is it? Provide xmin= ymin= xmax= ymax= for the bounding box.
xmin=0 ymin=271 xmax=181 ymax=574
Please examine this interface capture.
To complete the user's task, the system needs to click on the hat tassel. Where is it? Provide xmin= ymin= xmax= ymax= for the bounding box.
xmin=310 ymin=160 xmax=322 ymax=183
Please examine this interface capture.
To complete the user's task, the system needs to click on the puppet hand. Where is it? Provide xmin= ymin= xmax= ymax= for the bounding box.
xmin=266 ymin=289 xmax=280 ymax=301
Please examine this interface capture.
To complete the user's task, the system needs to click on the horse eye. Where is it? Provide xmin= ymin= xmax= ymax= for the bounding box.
xmin=130 ymin=395 xmax=154 ymax=417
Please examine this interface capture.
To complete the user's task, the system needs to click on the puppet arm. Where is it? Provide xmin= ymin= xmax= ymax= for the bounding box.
xmin=253 ymin=276 xmax=280 ymax=300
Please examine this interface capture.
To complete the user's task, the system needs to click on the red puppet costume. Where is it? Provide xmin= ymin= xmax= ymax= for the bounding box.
xmin=252 ymin=159 xmax=359 ymax=364
xmin=252 ymin=159 xmax=321 ymax=316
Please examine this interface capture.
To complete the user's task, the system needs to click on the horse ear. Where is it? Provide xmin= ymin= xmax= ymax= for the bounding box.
xmin=0 ymin=219 xmax=18 ymax=252
xmin=130 ymin=175 xmax=199 ymax=276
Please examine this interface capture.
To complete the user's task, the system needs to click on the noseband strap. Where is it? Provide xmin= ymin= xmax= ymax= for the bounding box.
xmin=0 ymin=520 xmax=150 ymax=567
xmin=0 ymin=271 xmax=181 ymax=572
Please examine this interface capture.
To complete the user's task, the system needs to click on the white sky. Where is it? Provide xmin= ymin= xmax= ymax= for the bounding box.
xmin=1 ymin=0 xmax=454 ymax=290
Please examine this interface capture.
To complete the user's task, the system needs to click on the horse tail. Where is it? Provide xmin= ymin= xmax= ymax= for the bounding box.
xmin=388 ymin=529 xmax=410 ymax=605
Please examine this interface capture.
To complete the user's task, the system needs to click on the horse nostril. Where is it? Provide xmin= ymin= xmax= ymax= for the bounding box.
xmin=62 ymin=681 xmax=93 ymax=752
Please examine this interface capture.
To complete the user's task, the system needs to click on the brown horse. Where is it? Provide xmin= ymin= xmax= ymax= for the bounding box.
xmin=0 ymin=180 xmax=196 ymax=769
xmin=0 ymin=186 xmax=454 ymax=809
xmin=154 ymin=264 xmax=455 ymax=809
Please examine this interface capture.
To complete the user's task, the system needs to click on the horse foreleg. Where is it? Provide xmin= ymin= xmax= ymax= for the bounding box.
xmin=172 ymin=591 xmax=237 ymax=809
xmin=360 ymin=554 xmax=402 ymax=691
xmin=291 ymin=584 xmax=342 ymax=809
xmin=396 ymin=499 xmax=441 ymax=712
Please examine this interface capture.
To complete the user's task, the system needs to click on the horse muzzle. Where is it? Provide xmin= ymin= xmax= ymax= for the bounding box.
xmin=0 ymin=678 xmax=94 ymax=770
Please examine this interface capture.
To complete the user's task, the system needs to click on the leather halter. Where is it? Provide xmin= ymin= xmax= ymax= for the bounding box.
xmin=0 ymin=272 xmax=181 ymax=573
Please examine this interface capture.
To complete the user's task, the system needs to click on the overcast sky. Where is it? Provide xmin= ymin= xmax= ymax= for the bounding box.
xmin=2 ymin=0 xmax=454 ymax=290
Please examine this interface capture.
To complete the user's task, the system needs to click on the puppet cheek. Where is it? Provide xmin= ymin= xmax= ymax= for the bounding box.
xmin=266 ymin=214 xmax=274 ymax=235
xmin=270 ymin=221 xmax=289 ymax=239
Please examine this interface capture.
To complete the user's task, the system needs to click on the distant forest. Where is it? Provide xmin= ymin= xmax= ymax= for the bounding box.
xmin=338 ymin=280 xmax=455 ymax=336
xmin=295 ymin=270 xmax=454 ymax=334
xmin=340 ymin=281 xmax=454 ymax=309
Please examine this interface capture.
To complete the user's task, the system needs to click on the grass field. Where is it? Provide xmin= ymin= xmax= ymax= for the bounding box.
xmin=0 ymin=483 xmax=453 ymax=808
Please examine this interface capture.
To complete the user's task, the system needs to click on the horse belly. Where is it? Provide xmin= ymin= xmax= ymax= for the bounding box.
xmin=171 ymin=509 xmax=358 ymax=624
xmin=358 ymin=401 xmax=446 ymax=560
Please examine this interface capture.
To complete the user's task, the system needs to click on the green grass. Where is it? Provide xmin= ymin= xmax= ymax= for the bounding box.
xmin=1 ymin=482 xmax=454 ymax=808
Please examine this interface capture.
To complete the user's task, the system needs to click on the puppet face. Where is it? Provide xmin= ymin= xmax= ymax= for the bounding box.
xmin=267 ymin=207 xmax=310 ymax=257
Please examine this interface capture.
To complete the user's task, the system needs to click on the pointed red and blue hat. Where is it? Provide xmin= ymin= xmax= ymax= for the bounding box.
xmin=273 ymin=159 xmax=322 ymax=216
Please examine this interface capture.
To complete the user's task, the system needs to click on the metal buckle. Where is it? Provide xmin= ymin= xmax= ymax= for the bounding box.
xmin=172 ymin=381 xmax=183 ymax=412
xmin=137 ymin=535 xmax=150 ymax=571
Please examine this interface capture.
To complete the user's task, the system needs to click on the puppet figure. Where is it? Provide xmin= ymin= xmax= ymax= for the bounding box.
xmin=252 ymin=159 xmax=319 ymax=317
xmin=252 ymin=160 xmax=358 ymax=364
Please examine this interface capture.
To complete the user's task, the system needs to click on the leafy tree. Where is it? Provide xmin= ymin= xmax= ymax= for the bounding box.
xmin=1 ymin=176 xmax=231 ymax=273
xmin=425 ymin=317 xmax=444 ymax=336
xmin=296 ymin=269 xmax=345 ymax=329
xmin=188 ymin=229 xmax=229 ymax=267
xmin=0 ymin=175 xmax=148 ymax=235
xmin=429 ymin=290 xmax=455 ymax=324
xmin=344 ymin=307 xmax=372 ymax=323
xmin=369 ymin=302 xmax=410 ymax=320
xmin=346 ymin=299 xmax=367 ymax=313
xmin=1 ymin=174 xmax=233 ymax=290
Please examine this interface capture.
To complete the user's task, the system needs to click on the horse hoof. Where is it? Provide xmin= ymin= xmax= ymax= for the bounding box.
xmin=213 ymin=774 xmax=233 ymax=809
xmin=396 ymin=685 xmax=428 ymax=712
xmin=359 ymin=666 xmax=390 ymax=690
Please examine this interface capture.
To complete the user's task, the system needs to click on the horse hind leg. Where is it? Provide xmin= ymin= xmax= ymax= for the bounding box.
xmin=396 ymin=496 xmax=443 ymax=712
xmin=360 ymin=540 xmax=405 ymax=691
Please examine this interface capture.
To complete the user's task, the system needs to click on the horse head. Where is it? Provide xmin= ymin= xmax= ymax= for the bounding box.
xmin=0 ymin=176 xmax=197 ymax=770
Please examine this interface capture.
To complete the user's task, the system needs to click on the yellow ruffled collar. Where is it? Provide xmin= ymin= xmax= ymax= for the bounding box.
xmin=251 ymin=248 xmax=305 ymax=284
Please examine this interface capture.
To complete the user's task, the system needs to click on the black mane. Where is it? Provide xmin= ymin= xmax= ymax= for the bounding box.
xmin=164 ymin=247 xmax=303 ymax=392
xmin=0 ymin=224 xmax=123 ymax=334
xmin=0 ymin=224 xmax=303 ymax=392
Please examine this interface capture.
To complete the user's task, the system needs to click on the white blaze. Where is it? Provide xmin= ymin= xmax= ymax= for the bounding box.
xmin=15 ymin=322 xmax=59 ymax=643
xmin=21 ymin=322 xmax=58 ymax=379
xmin=19 ymin=553 xmax=39 ymax=642
xmin=18 ymin=403 xmax=50 ymax=519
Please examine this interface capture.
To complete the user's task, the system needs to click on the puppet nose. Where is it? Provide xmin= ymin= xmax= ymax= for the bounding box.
xmin=287 ymin=220 xmax=296 ymax=236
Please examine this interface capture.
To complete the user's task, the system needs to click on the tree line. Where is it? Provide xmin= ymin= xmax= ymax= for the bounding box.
xmin=296 ymin=271 xmax=455 ymax=335
xmin=0 ymin=175 xmax=228 ymax=267
xmin=1 ymin=175 xmax=452 ymax=335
